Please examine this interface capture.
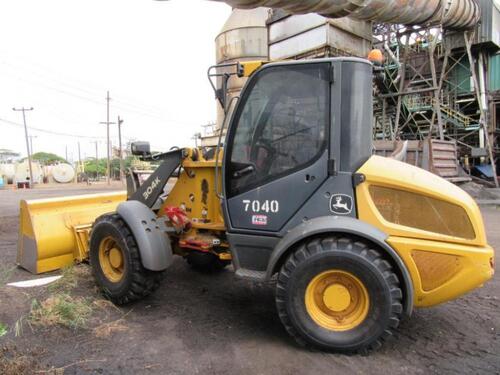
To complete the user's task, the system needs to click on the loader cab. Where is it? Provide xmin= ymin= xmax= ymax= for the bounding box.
xmin=222 ymin=58 xmax=373 ymax=237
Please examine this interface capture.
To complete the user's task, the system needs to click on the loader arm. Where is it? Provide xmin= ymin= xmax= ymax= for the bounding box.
xmin=128 ymin=148 xmax=184 ymax=208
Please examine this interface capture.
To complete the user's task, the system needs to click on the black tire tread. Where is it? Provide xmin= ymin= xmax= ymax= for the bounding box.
xmin=275 ymin=236 xmax=403 ymax=353
xmin=91 ymin=213 xmax=163 ymax=305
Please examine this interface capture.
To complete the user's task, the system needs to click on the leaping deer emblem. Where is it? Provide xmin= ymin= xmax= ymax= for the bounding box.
xmin=330 ymin=194 xmax=352 ymax=214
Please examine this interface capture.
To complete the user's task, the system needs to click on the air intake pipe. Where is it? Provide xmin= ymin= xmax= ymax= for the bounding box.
xmin=210 ymin=0 xmax=480 ymax=29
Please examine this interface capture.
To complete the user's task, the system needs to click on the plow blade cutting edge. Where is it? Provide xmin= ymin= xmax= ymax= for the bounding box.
xmin=17 ymin=192 xmax=127 ymax=274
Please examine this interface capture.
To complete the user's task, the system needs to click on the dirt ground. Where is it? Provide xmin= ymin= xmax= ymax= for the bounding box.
xmin=0 ymin=184 xmax=499 ymax=374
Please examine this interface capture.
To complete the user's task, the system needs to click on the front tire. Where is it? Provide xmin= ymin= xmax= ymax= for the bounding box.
xmin=276 ymin=236 xmax=403 ymax=353
xmin=89 ymin=213 xmax=163 ymax=305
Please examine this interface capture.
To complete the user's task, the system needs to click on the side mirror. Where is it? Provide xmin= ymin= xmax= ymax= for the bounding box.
xmin=131 ymin=141 xmax=151 ymax=157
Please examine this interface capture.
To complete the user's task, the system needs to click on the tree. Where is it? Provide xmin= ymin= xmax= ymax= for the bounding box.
xmin=30 ymin=152 xmax=67 ymax=165
xmin=83 ymin=156 xmax=154 ymax=180
xmin=83 ymin=158 xmax=107 ymax=179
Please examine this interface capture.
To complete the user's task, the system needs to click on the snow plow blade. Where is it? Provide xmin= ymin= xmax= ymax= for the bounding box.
xmin=17 ymin=191 xmax=127 ymax=274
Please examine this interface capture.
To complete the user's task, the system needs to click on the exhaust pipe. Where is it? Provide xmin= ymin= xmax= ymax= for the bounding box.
xmin=210 ymin=0 xmax=480 ymax=29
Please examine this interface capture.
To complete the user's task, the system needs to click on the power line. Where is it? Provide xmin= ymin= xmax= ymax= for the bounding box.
xmin=0 ymin=117 xmax=107 ymax=139
xmin=1 ymin=59 xmax=169 ymax=117
xmin=0 ymin=61 xmax=200 ymax=127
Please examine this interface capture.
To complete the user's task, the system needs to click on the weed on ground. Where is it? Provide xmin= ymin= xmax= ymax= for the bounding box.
xmin=47 ymin=264 xmax=92 ymax=293
xmin=0 ymin=265 xmax=16 ymax=285
xmin=0 ymin=344 xmax=40 ymax=375
xmin=0 ymin=322 xmax=7 ymax=337
xmin=29 ymin=294 xmax=93 ymax=330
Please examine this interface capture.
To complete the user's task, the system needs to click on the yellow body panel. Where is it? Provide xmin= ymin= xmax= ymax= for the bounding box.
xmin=161 ymin=151 xmax=227 ymax=255
xmin=240 ymin=60 xmax=265 ymax=77
xmin=387 ymin=237 xmax=493 ymax=306
xmin=356 ymin=155 xmax=487 ymax=247
xmin=18 ymin=191 xmax=126 ymax=273
xmin=162 ymin=157 xmax=225 ymax=231
xmin=356 ymin=156 xmax=495 ymax=307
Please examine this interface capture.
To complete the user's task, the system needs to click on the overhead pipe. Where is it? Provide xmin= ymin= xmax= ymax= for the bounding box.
xmin=210 ymin=0 xmax=480 ymax=29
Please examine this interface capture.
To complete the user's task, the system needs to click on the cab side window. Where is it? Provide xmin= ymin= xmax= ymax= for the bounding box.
xmin=228 ymin=64 xmax=330 ymax=197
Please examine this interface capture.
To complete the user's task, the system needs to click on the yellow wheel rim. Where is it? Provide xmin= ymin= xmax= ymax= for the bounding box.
xmin=305 ymin=270 xmax=370 ymax=331
xmin=98 ymin=236 xmax=125 ymax=283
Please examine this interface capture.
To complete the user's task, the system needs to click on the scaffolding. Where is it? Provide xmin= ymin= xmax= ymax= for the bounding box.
xmin=372 ymin=23 xmax=498 ymax=185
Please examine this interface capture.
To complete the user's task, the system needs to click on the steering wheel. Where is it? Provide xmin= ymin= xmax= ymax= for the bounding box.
xmin=250 ymin=138 xmax=278 ymax=175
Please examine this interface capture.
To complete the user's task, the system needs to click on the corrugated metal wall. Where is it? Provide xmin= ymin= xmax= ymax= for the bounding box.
xmin=489 ymin=53 xmax=500 ymax=91
xmin=449 ymin=56 xmax=472 ymax=93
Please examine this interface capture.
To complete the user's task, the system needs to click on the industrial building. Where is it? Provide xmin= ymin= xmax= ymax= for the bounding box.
xmin=204 ymin=0 xmax=500 ymax=185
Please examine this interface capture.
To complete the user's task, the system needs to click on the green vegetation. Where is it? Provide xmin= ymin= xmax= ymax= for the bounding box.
xmin=13 ymin=265 xmax=94 ymax=334
xmin=30 ymin=152 xmax=67 ymax=165
xmin=83 ymin=155 xmax=151 ymax=179
xmin=0 ymin=322 xmax=7 ymax=337
xmin=48 ymin=265 xmax=78 ymax=292
xmin=48 ymin=264 xmax=91 ymax=293
xmin=29 ymin=294 xmax=93 ymax=329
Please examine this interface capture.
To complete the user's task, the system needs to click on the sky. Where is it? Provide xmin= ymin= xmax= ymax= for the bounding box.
xmin=0 ymin=0 xmax=231 ymax=162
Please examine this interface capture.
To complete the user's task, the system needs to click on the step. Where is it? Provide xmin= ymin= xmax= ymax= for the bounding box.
xmin=433 ymin=163 xmax=458 ymax=168
xmin=235 ymin=268 xmax=266 ymax=281
xmin=446 ymin=176 xmax=472 ymax=183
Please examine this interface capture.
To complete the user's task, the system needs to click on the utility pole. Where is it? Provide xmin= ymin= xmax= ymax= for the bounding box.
xmin=28 ymin=135 xmax=37 ymax=155
xmin=95 ymin=141 xmax=99 ymax=180
xmin=100 ymin=91 xmax=115 ymax=185
xmin=12 ymin=107 xmax=34 ymax=188
xmin=77 ymin=141 xmax=82 ymax=174
xmin=117 ymin=116 xmax=124 ymax=184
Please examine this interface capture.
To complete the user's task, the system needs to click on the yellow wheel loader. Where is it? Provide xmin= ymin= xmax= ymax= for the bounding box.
xmin=18 ymin=58 xmax=494 ymax=353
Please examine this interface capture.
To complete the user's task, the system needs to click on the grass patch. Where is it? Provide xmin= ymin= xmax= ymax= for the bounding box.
xmin=48 ymin=264 xmax=92 ymax=293
xmin=0 ymin=323 xmax=7 ymax=337
xmin=29 ymin=294 xmax=93 ymax=330
xmin=0 ymin=265 xmax=16 ymax=285
xmin=93 ymin=318 xmax=128 ymax=338
xmin=47 ymin=265 xmax=77 ymax=292
xmin=14 ymin=317 xmax=25 ymax=337
xmin=0 ymin=348 xmax=36 ymax=375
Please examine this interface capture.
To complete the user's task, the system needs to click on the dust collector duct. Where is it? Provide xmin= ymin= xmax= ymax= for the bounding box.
xmin=212 ymin=0 xmax=480 ymax=29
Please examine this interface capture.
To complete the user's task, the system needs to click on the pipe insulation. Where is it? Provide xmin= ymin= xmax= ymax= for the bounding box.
xmin=212 ymin=0 xmax=480 ymax=29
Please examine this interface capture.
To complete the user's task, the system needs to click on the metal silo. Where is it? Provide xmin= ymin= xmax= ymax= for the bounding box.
xmin=204 ymin=8 xmax=269 ymax=146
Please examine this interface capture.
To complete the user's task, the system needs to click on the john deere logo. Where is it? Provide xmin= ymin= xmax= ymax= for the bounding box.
xmin=330 ymin=194 xmax=353 ymax=215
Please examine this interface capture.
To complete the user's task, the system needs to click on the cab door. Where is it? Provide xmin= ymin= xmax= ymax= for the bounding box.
xmin=223 ymin=62 xmax=331 ymax=233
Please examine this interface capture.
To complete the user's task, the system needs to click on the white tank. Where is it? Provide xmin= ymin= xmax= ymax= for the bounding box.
xmin=15 ymin=160 xmax=44 ymax=185
xmin=0 ymin=164 xmax=16 ymax=184
xmin=43 ymin=165 xmax=52 ymax=177
xmin=52 ymin=163 xmax=75 ymax=183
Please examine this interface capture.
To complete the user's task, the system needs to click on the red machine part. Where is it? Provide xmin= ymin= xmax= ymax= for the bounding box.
xmin=164 ymin=206 xmax=191 ymax=232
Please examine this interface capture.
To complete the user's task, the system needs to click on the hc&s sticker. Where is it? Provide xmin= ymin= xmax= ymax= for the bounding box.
xmin=252 ymin=215 xmax=268 ymax=226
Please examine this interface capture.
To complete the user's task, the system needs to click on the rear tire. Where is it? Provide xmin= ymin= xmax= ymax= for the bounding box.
xmin=89 ymin=213 xmax=163 ymax=305
xmin=276 ymin=236 xmax=403 ymax=353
